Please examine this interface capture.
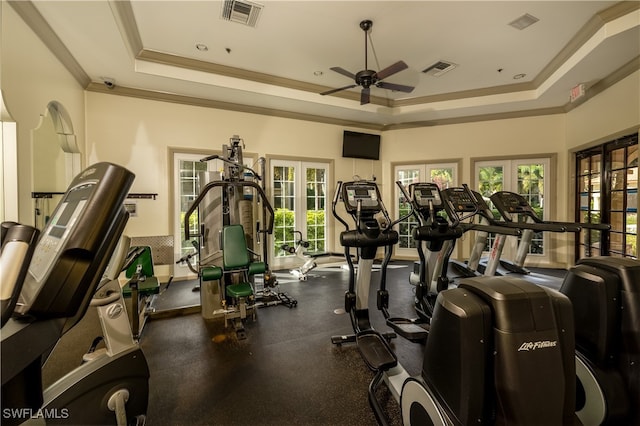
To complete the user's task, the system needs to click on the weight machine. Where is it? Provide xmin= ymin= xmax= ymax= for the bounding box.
xmin=181 ymin=136 xmax=296 ymax=336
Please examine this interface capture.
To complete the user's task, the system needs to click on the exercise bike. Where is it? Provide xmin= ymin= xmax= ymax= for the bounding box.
xmin=332 ymin=180 xmax=579 ymax=425
xmin=1 ymin=162 xmax=149 ymax=426
xmin=280 ymin=231 xmax=318 ymax=281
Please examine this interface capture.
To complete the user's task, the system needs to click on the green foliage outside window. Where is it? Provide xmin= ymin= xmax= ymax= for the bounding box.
xmin=273 ymin=208 xmax=326 ymax=255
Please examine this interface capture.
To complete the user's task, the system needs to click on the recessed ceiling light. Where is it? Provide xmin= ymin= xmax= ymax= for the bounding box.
xmin=513 ymin=73 xmax=526 ymax=80
xmin=195 ymin=43 xmax=209 ymax=51
xmin=314 ymin=71 xmax=323 ymax=76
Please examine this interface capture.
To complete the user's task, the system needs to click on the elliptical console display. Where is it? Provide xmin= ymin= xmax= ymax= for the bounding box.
xmin=14 ymin=163 xmax=134 ymax=319
xmin=342 ymin=182 xmax=382 ymax=212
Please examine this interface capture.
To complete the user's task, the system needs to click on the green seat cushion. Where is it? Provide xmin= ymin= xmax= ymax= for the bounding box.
xmin=226 ymin=282 xmax=253 ymax=298
xmin=122 ymin=276 xmax=160 ymax=297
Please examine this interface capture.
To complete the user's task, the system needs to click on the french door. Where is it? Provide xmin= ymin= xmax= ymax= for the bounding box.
xmin=474 ymin=158 xmax=551 ymax=265
xmin=576 ymin=134 xmax=637 ymax=259
xmin=394 ymin=162 xmax=458 ymax=257
xmin=270 ymin=159 xmax=329 ymax=269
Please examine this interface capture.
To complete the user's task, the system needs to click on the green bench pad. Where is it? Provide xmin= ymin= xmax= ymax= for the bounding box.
xmin=226 ymin=282 xmax=253 ymax=298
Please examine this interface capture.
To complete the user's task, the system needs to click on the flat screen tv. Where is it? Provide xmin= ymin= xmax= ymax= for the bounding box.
xmin=342 ymin=131 xmax=381 ymax=160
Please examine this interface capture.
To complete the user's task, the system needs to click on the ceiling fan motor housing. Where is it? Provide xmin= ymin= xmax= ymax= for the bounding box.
xmin=356 ymin=70 xmax=377 ymax=88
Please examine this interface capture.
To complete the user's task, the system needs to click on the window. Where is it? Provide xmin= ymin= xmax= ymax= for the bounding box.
xmin=576 ymin=134 xmax=637 ymax=259
xmin=474 ymin=158 xmax=551 ymax=264
xmin=394 ymin=162 xmax=458 ymax=257
xmin=270 ymin=159 xmax=329 ymax=269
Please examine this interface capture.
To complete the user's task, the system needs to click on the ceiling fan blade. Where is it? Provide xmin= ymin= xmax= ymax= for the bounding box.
xmin=360 ymin=87 xmax=371 ymax=105
xmin=376 ymin=81 xmax=415 ymax=93
xmin=320 ymin=84 xmax=358 ymax=96
xmin=330 ymin=67 xmax=357 ymax=80
xmin=375 ymin=60 xmax=408 ymax=81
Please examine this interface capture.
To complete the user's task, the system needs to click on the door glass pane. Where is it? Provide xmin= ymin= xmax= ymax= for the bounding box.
xmin=429 ymin=168 xmax=454 ymax=189
xmin=477 ymin=165 xmax=504 ymax=251
xmin=305 ymin=166 xmax=326 ymax=252
xmin=478 ymin=166 xmax=504 ymax=200
xmin=517 ymin=163 xmax=545 ymax=255
xmin=179 ymin=159 xmax=208 ymax=256
xmin=273 ymin=165 xmax=296 ymax=257
xmin=590 ymin=154 xmax=601 ymax=174
xmin=611 ymin=148 xmax=625 ymax=170
xmin=396 ymin=168 xmax=420 ymax=249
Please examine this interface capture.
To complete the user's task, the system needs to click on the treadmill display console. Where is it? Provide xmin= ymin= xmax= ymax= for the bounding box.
xmin=342 ymin=183 xmax=381 ymax=212
xmin=442 ymin=188 xmax=476 ymax=212
xmin=491 ymin=192 xmax=530 ymax=213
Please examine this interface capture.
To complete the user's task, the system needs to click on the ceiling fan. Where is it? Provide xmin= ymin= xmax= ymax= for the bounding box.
xmin=320 ymin=19 xmax=415 ymax=105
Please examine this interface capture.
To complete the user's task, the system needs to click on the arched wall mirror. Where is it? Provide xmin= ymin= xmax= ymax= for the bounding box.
xmin=31 ymin=101 xmax=81 ymax=228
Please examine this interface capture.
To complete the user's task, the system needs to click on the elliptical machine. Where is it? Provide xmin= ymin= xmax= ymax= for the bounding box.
xmin=406 ymin=182 xmax=521 ymax=322
xmin=1 ymin=162 xmax=149 ymax=426
xmin=331 ymin=181 xmax=579 ymax=425
xmin=560 ymin=256 xmax=640 ymax=425
xmin=330 ymin=180 xmax=429 ymax=346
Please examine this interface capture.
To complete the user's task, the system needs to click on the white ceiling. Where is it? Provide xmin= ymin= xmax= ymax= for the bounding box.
xmin=18 ymin=1 xmax=640 ymax=129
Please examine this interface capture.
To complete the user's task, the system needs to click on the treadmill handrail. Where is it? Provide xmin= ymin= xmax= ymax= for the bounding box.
xmin=458 ymin=222 xmax=522 ymax=236
xmin=496 ymin=220 xmax=568 ymax=233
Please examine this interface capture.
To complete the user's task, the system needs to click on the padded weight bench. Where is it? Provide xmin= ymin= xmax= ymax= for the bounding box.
xmin=201 ymin=224 xmax=265 ymax=339
xmin=122 ymin=246 xmax=161 ymax=340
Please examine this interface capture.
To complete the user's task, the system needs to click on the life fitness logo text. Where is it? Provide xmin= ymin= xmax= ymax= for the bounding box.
xmin=518 ymin=340 xmax=557 ymax=351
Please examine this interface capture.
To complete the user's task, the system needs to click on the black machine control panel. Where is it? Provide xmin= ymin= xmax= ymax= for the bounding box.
xmin=441 ymin=188 xmax=476 ymax=213
xmin=341 ymin=182 xmax=382 ymax=213
xmin=411 ymin=183 xmax=443 ymax=208
xmin=441 ymin=187 xmax=493 ymax=214
xmin=490 ymin=191 xmax=535 ymax=215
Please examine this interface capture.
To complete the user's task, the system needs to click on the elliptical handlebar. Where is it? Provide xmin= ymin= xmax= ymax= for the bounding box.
xmin=391 ymin=181 xmax=415 ymax=229
xmin=331 ymin=181 xmax=350 ymax=231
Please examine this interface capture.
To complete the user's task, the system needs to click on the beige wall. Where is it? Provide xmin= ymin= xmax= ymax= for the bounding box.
xmin=1 ymin=4 xmax=86 ymax=224
xmin=85 ymin=91 xmax=380 ymax=251
xmin=566 ymin=70 xmax=640 ymax=151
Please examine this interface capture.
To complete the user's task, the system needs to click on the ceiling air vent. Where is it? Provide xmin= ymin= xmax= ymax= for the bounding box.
xmin=422 ymin=61 xmax=457 ymax=77
xmin=221 ymin=0 xmax=263 ymax=27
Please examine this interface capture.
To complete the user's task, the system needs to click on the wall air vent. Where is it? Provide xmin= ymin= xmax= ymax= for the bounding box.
xmin=221 ymin=0 xmax=263 ymax=27
xmin=422 ymin=61 xmax=457 ymax=77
